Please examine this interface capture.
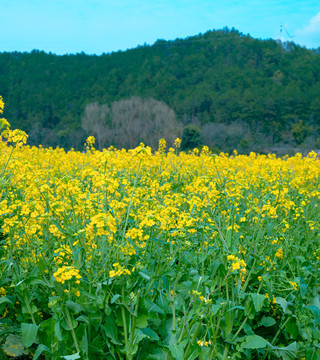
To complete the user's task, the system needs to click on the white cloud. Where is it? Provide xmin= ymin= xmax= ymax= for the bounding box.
xmin=295 ymin=11 xmax=320 ymax=48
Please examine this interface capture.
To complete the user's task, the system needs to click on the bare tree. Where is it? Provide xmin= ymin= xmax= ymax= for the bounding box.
xmin=82 ymin=97 xmax=182 ymax=150
xmin=111 ymin=97 xmax=182 ymax=149
xmin=81 ymin=102 xmax=111 ymax=150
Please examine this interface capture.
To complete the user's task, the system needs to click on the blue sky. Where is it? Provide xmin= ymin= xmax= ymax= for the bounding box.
xmin=1 ymin=0 xmax=320 ymax=55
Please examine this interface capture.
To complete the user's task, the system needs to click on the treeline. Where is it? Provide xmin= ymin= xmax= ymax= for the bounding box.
xmin=1 ymin=27 xmax=320 ymax=152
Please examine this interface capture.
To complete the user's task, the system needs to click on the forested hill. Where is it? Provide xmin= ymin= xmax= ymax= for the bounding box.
xmin=1 ymin=28 xmax=320 ymax=152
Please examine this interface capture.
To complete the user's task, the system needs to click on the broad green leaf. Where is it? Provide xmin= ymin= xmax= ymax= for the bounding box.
xmin=242 ymin=335 xmax=270 ymax=349
xmin=285 ymin=317 xmax=298 ymax=339
xmin=61 ymin=317 xmax=78 ymax=331
xmin=126 ymin=329 xmax=147 ymax=356
xmin=29 ymin=279 xmax=53 ymax=287
xmin=139 ymin=271 xmax=151 ymax=281
xmin=147 ymin=348 xmax=169 ymax=359
xmin=22 ymin=303 xmax=38 ymax=315
xmin=259 ymin=316 xmax=276 ymax=328
xmin=2 ymin=334 xmax=28 ymax=357
xmin=275 ymin=297 xmax=289 ymax=314
xmin=249 ymin=293 xmax=266 ymax=312
xmin=55 ymin=320 xmax=63 ymax=341
xmin=110 ymin=294 xmax=121 ymax=304
xmin=144 ymin=299 xmax=164 ymax=314
xmin=77 ymin=324 xmax=88 ymax=358
xmin=168 ymin=343 xmax=184 ymax=360
xmin=141 ymin=327 xmax=160 ymax=341
xmin=272 ymin=342 xmax=297 ymax=360
xmin=66 ymin=300 xmax=83 ymax=314
xmin=244 ymin=298 xmax=255 ymax=319
xmin=168 ymin=334 xmax=184 ymax=360
xmin=135 ymin=314 xmax=149 ymax=328
xmin=103 ymin=316 xmax=122 ymax=345
xmin=243 ymin=323 xmax=254 ymax=335
xmin=308 ymin=305 xmax=320 ymax=325
xmin=0 ymin=297 xmax=13 ymax=305
xmin=162 ymin=276 xmax=169 ymax=293
xmin=21 ymin=323 xmax=39 ymax=348
xmin=211 ymin=304 xmax=221 ymax=315
xmin=33 ymin=344 xmax=51 ymax=360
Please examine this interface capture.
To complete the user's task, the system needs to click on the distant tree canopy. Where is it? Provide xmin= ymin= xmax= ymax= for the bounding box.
xmin=0 ymin=28 xmax=320 ymax=152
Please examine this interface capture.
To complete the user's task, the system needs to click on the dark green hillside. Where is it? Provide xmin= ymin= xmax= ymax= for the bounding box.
xmin=1 ymin=28 xmax=320 ymax=152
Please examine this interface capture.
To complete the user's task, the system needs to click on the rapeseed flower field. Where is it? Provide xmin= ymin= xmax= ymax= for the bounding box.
xmin=1 ymin=96 xmax=320 ymax=359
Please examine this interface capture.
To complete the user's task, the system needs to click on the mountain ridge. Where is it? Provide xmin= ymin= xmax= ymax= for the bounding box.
xmin=1 ymin=28 xmax=320 ymax=152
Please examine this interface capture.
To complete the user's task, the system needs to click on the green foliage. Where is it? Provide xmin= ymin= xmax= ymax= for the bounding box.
xmin=291 ymin=120 xmax=309 ymax=144
xmin=181 ymin=124 xmax=201 ymax=150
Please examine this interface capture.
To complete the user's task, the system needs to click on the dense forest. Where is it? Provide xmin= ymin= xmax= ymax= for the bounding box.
xmin=1 ymin=28 xmax=320 ymax=153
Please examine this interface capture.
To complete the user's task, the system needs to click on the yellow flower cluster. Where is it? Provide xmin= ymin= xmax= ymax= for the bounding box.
xmin=0 ymin=96 xmax=10 ymax=131
xmin=265 ymin=293 xmax=277 ymax=304
xmin=197 ymin=339 xmax=211 ymax=347
xmin=158 ymin=138 xmax=166 ymax=154
xmin=109 ymin=263 xmax=133 ymax=278
xmin=0 ymin=287 xmax=6 ymax=297
xmin=54 ymin=245 xmax=73 ymax=265
xmin=275 ymin=248 xmax=284 ymax=260
xmin=53 ymin=266 xmax=81 ymax=284
xmin=227 ymin=254 xmax=247 ymax=274
xmin=173 ymin=137 xmax=181 ymax=149
xmin=289 ymin=281 xmax=298 ymax=290
xmin=2 ymin=128 xmax=28 ymax=148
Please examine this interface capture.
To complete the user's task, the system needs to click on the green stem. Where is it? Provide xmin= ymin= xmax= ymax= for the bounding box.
xmin=121 ymin=159 xmax=141 ymax=242
xmin=65 ymin=307 xmax=80 ymax=353
xmin=0 ymin=146 xmax=14 ymax=178
xmin=230 ymin=317 xmax=247 ymax=342
xmin=121 ymin=287 xmax=128 ymax=354
xmin=128 ymin=291 xmax=140 ymax=359
xmin=184 ymin=318 xmax=203 ymax=359
xmin=23 ymin=294 xmax=36 ymax=325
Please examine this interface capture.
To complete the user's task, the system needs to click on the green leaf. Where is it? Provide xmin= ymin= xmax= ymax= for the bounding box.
xmin=55 ymin=320 xmax=63 ymax=341
xmin=272 ymin=342 xmax=297 ymax=360
xmin=144 ymin=299 xmax=165 ymax=314
xmin=2 ymin=334 xmax=28 ymax=357
xmin=135 ymin=314 xmax=149 ymax=328
xmin=103 ymin=316 xmax=122 ymax=345
xmin=146 ymin=348 xmax=169 ymax=359
xmin=66 ymin=300 xmax=83 ymax=314
xmin=285 ymin=317 xmax=298 ymax=339
xmin=162 ymin=276 xmax=169 ymax=293
xmin=249 ymin=293 xmax=266 ymax=312
xmin=275 ymin=297 xmax=289 ymax=314
xmin=29 ymin=278 xmax=53 ymax=287
xmin=259 ymin=316 xmax=276 ymax=328
xmin=141 ymin=327 xmax=160 ymax=341
xmin=61 ymin=318 xmax=78 ymax=331
xmin=242 ymin=335 xmax=270 ymax=349
xmin=76 ymin=324 xmax=88 ymax=357
xmin=243 ymin=323 xmax=254 ymax=335
xmin=110 ymin=294 xmax=121 ymax=304
xmin=33 ymin=344 xmax=51 ymax=360
xmin=168 ymin=342 xmax=184 ymax=360
xmin=308 ymin=305 xmax=320 ymax=325
xmin=0 ymin=297 xmax=13 ymax=305
xmin=61 ymin=353 xmax=81 ymax=360
xmin=126 ymin=330 xmax=147 ymax=356
xmin=211 ymin=304 xmax=221 ymax=315
xmin=22 ymin=303 xmax=38 ymax=315
xmin=139 ymin=271 xmax=151 ymax=281
xmin=21 ymin=323 xmax=39 ymax=348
